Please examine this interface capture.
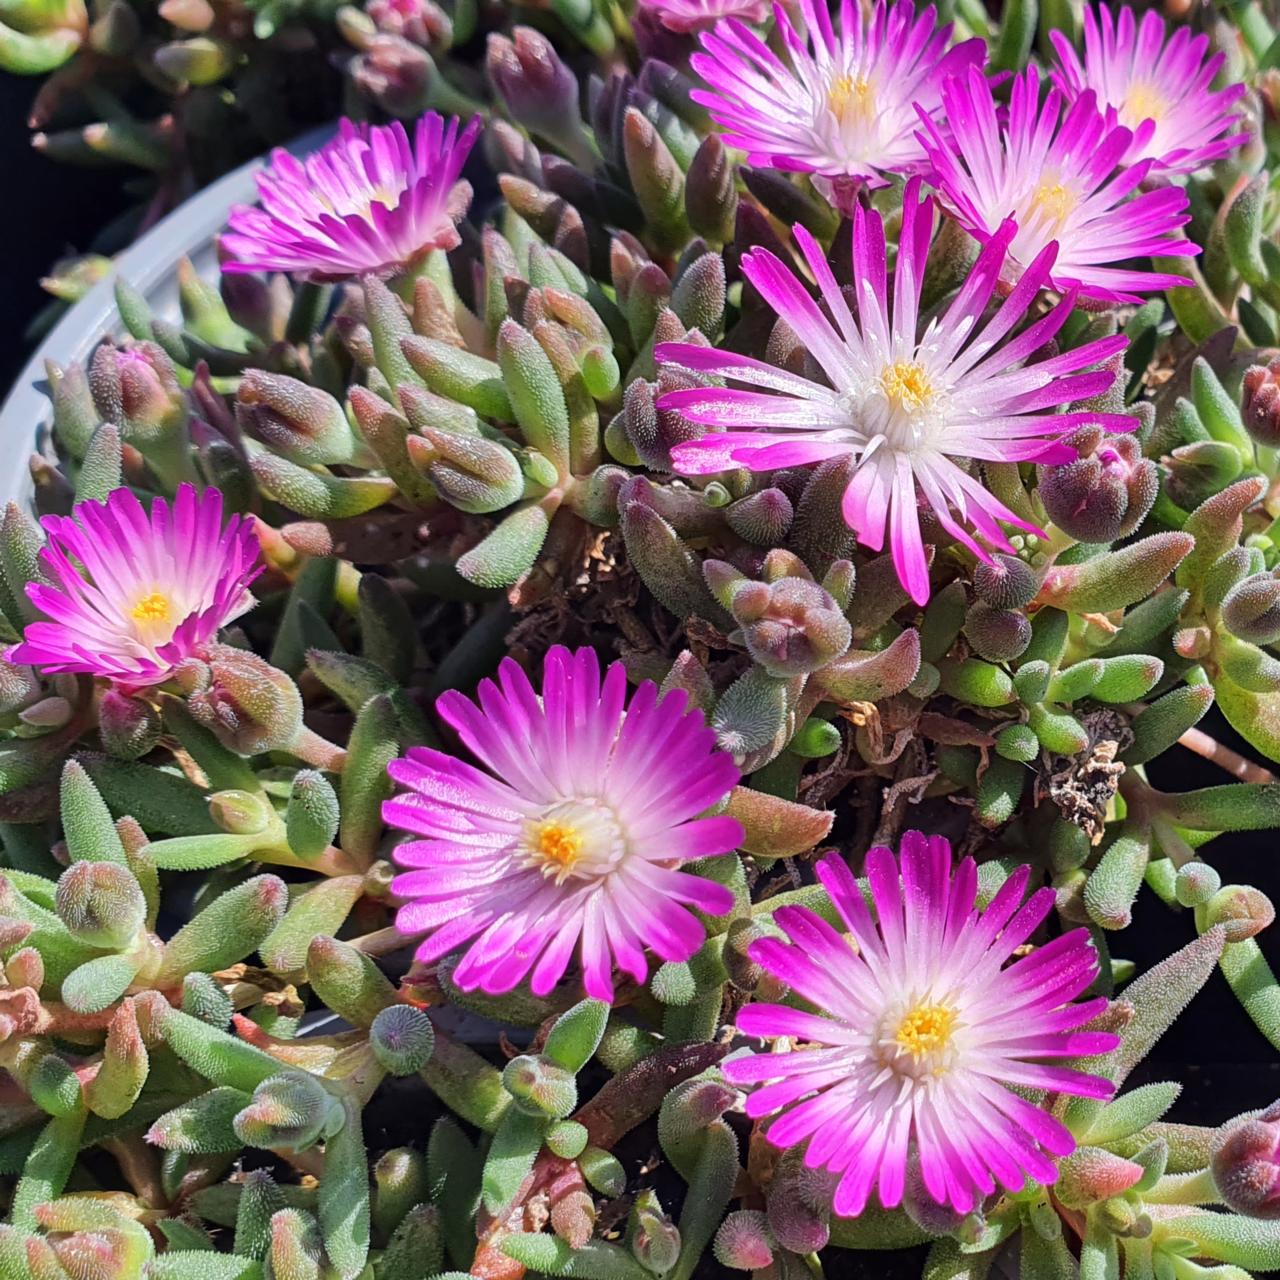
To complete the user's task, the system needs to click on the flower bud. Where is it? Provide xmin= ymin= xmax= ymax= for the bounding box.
xmin=366 ymin=0 xmax=450 ymax=47
xmin=713 ymin=1209 xmax=773 ymax=1270
xmin=766 ymin=1148 xmax=832 ymax=1253
xmin=98 ymin=689 xmax=161 ymax=760
xmin=1038 ymin=425 xmax=1157 ymax=543
xmin=1213 ymin=1102 xmax=1280 ymax=1218
xmin=89 ymin=340 xmax=185 ymax=442
xmin=973 ymin=552 xmax=1038 ymax=610
xmin=631 ymin=1190 xmax=681 ymax=1274
xmin=1243 ymin=359 xmax=1280 ymax=447
xmin=709 ymin=561 xmax=852 ymax=677
xmin=1175 ymin=861 xmax=1221 ymax=907
xmin=963 ymin=601 xmax=1032 ymax=662
xmin=237 ymin=371 xmax=358 ymax=467
xmin=620 ymin=372 xmax=704 ymax=472
xmin=502 ymin=1053 xmax=578 ymax=1119
xmin=55 ymin=861 xmax=146 ymax=950
xmin=1222 ymin=571 xmax=1280 ymax=645
xmin=487 ymin=28 xmax=584 ymax=156
xmin=234 ymin=1070 xmax=345 ymax=1152
xmin=1055 ymin=1146 xmax=1145 ymax=1208
xmin=1203 ymin=884 xmax=1275 ymax=941
xmin=351 ymin=34 xmax=433 ymax=116
xmin=187 ymin=643 xmax=304 ymax=755
xmin=370 ymin=1004 xmax=435 ymax=1075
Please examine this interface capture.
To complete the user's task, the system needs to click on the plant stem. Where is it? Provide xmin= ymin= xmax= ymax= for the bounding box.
xmin=1177 ymin=726 xmax=1276 ymax=783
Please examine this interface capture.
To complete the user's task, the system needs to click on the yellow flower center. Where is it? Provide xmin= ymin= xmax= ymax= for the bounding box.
xmin=828 ymin=73 xmax=874 ymax=120
xmin=880 ymin=360 xmax=935 ymax=413
xmin=131 ymin=592 xmax=171 ymax=624
xmin=1031 ymin=181 xmax=1078 ymax=225
xmin=530 ymin=821 xmax=585 ymax=883
xmin=894 ymin=1002 xmax=957 ymax=1060
xmin=1120 ymin=82 xmax=1167 ymax=128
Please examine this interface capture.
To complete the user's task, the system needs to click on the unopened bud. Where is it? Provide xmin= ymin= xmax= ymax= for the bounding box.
xmin=1223 ymin=571 xmax=1280 ymax=645
xmin=487 ymin=28 xmax=584 ymax=155
xmin=620 ymin=372 xmax=704 ymax=472
xmin=234 ymin=1070 xmax=344 ymax=1152
xmin=366 ymin=0 xmax=450 ymax=46
xmin=713 ymin=1209 xmax=773 ymax=1270
xmin=709 ymin=560 xmax=851 ymax=677
xmin=370 ymin=1004 xmax=435 ymax=1075
xmin=99 ymin=689 xmax=162 ymax=760
xmin=89 ymin=340 xmax=185 ymax=442
xmin=187 ymin=643 xmax=304 ymax=755
xmin=1175 ymin=861 xmax=1221 ymax=907
xmin=55 ymin=861 xmax=146 ymax=949
xmin=974 ymin=552 xmax=1038 ymax=609
xmin=1244 ymin=359 xmax=1280 ymax=447
xmin=766 ymin=1148 xmax=832 ymax=1253
xmin=503 ymin=1053 xmax=577 ymax=1119
xmin=964 ymin=601 xmax=1032 ymax=662
xmin=405 ymin=428 xmax=523 ymax=514
xmin=1038 ymin=425 xmax=1157 ymax=543
xmin=1204 ymin=884 xmax=1275 ymax=941
xmin=1214 ymin=1103 xmax=1280 ymax=1218
xmin=238 ymin=371 xmax=358 ymax=467
xmin=1055 ymin=1146 xmax=1145 ymax=1208
xmin=351 ymin=34 xmax=433 ymax=116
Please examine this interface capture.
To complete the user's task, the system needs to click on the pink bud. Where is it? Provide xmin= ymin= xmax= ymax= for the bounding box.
xmin=1214 ymin=1104 xmax=1280 ymax=1218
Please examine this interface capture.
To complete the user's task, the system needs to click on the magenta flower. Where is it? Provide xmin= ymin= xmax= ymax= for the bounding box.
xmin=657 ymin=179 xmax=1131 ymax=605
xmin=725 ymin=834 xmax=1118 ymax=1216
xmin=385 ymin=647 xmax=743 ymax=1000
xmin=1050 ymin=5 xmax=1247 ymax=176
xmin=11 ymin=485 xmax=261 ymax=689
xmin=640 ymin=0 xmax=769 ymax=33
xmin=222 ymin=113 xmax=480 ymax=281
xmin=689 ymin=0 xmax=983 ymax=193
xmin=918 ymin=67 xmax=1197 ymax=304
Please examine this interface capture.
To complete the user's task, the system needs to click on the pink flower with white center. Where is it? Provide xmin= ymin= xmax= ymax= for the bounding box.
xmin=385 ymin=647 xmax=743 ymax=1000
xmin=221 ymin=113 xmax=480 ymax=281
xmin=918 ymin=67 xmax=1198 ymax=304
xmin=641 ymin=0 xmax=769 ymax=33
xmin=724 ymin=834 xmax=1118 ymax=1216
xmin=10 ymin=485 xmax=261 ymax=689
xmin=689 ymin=0 xmax=984 ymax=192
xmin=1050 ymin=5 xmax=1247 ymax=176
xmin=656 ymin=179 xmax=1132 ymax=605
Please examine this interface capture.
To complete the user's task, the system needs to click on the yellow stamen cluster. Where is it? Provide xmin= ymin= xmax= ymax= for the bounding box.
xmin=828 ymin=73 xmax=874 ymax=119
xmin=880 ymin=361 xmax=935 ymax=413
xmin=131 ymin=592 xmax=172 ymax=624
xmin=1121 ymin=83 xmax=1167 ymax=127
xmin=531 ymin=822 xmax=585 ymax=883
xmin=894 ymin=1002 xmax=957 ymax=1059
xmin=1031 ymin=181 xmax=1077 ymax=224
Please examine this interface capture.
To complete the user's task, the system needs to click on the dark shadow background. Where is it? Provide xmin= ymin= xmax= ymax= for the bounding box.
xmin=0 ymin=69 xmax=1277 ymax=1133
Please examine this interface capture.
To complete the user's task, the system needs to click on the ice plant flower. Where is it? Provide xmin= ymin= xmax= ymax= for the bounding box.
xmin=689 ymin=0 xmax=984 ymax=194
xmin=1049 ymin=5 xmax=1247 ymax=175
xmin=11 ymin=485 xmax=261 ymax=689
xmin=640 ymin=0 xmax=770 ymax=34
xmin=725 ymin=834 xmax=1119 ymax=1215
xmin=657 ymin=179 xmax=1131 ymax=604
xmin=385 ymin=646 xmax=743 ymax=1000
xmin=918 ymin=67 xmax=1197 ymax=303
xmin=221 ymin=112 xmax=481 ymax=281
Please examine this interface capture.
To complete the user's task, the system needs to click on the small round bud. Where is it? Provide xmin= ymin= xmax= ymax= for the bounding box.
xmin=89 ymin=340 xmax=185 ymax=441
xmin=731 ymin=575 xmax=852 ymax=677
xmin=1213 ymin=1103 xmax=1280 ymax=1218
xmin=503 ymin=1054 xmax=577 ymax=1119
xmin=187 ymin=643 xmax=304 ymax=755
xmin=713 ymin=1209 xmax=774 ymax=1270
xmin=1175 ymin=861 xmax=1222 ymax=908
xmin=1244 ymin=360 xmax=1280 ymax=447
xmin=766 ymin=1148 xmax=832 ymax=1253
xmin=55 ymin=862 xmax=146 ymax=950
xmin=1222 ymin=571 xmax=1280 ymax=645
xmin=963 ymin=601 xmax=1032 ymax=662
xmin=370 ymin=1004 xmax=435 ymax=1076
xmin=631 ymin=1193 xmax=681 ymax=1273
xmin=973 ymin=553 xmax=1038 ymax=610
xmin=99 ymin=689 xmax=162 ymax=760
xmin=1038 ymin=425 xmax=1158 ymax=543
